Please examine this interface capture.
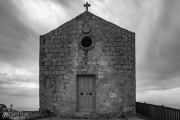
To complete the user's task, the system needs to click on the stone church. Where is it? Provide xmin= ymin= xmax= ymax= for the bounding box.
xmin=39 ymin=2 xmax=136 ymax=118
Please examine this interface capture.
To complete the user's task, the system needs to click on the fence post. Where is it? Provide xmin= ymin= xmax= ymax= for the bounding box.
xmin=144 ymin=102 xmax=146 ymax=115
xmin=161 ymin=105 xmax=164 ymax=120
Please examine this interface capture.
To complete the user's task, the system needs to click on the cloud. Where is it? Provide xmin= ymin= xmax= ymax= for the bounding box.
xmin=0 ymin=63 xmax=33 ymax=77
xmin=55 ymin=0 xmax=83 ymax=8
xmin=137 ymin=0 xmax=180 ymax=91
xmin=0 ymin=62 xmax=39 ymax=98
xmin=0 ymin=62 xmax=38 ymax=82
xmin=54 ymin=0 xmax=84 ymax=13
xmin=137 ymin=87 xmax=180 ymax=109
xmin=0 ymin=0 xmax=39 ymax=72
xmin=11 ymin=0 xmax=69 ymax=33
xmin=0 ymin=80 xmax=38 ymax=98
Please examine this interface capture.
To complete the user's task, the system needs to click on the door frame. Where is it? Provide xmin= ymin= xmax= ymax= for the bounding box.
xmin=76 ymin=74 xmax=96 ymax=113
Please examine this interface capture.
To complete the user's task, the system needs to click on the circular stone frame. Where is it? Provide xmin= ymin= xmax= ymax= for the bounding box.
xmin=79 ymin=36 xmax=94 ymax=51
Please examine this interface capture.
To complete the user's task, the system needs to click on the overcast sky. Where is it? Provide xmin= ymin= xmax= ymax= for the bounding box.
xmin=0 ymin=0 xmax=180 ymax=110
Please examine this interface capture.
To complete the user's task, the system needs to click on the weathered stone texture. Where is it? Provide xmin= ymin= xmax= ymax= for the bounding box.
xmin=39 ymin=11 xmax=135 ymax=117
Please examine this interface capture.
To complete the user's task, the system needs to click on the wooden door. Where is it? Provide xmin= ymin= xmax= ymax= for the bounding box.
xmin=77 ymin=75 xmax=95 ymax=112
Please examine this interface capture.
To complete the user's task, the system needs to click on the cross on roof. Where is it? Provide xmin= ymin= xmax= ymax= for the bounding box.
xmin=84 ymin=2 xmax=90 ymax=11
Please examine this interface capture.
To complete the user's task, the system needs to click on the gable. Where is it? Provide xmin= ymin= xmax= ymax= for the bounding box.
xmin=40 ymin=11 xmax=135 ymax=44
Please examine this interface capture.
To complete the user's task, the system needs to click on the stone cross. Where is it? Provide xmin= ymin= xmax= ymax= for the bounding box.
xmin=84 ymin=2 xmax=90 ymax=11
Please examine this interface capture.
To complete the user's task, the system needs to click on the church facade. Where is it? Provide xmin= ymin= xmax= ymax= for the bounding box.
xmin=39 ymin=4 xmax=135 ymax=118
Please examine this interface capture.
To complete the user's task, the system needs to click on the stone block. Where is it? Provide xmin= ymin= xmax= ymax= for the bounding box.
xmin=122 ymin=65 xmax=134 ymax=69
xmin=117 ymin=41 xmax=125 ymax=46
xmin=109 ymin=42 xmax=117 ymax=46
xmin=109 ymin=47 xmax=116 ymax=51
xmin=115 ymin=65 xmax=121 ymax=70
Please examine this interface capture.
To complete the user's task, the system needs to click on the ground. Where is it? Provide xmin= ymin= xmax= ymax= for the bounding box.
xmin=35 ymin=113 xmax=151 ymax=120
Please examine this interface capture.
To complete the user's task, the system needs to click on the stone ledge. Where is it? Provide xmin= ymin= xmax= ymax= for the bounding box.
xmin=126 ymin=116 xmax=143 ymax=120
xmin=59 ymin=112 xmax=126 ymax=119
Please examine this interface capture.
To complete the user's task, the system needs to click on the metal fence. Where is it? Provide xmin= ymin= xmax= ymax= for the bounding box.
xmin=136 ymin=102 xmax=180 ymax=120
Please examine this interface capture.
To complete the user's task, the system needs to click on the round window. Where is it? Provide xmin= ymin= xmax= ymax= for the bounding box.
xmin=81 ymin=37 xmax=92 ymax=47
xmin=79 ymin=36 xmax=94 ymax=50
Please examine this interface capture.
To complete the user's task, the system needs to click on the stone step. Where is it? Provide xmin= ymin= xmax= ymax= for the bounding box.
xmin=74 ymin=112 xmax=90 ymax=116
xmin=60 ymin=112 xmax=125 ymax=119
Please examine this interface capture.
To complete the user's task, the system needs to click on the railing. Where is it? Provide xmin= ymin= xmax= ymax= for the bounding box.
xmin=136 ymin=102 xmax=180 ymax=120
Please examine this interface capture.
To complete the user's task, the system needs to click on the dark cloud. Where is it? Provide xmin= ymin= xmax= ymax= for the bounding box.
xmin=0 ymin=0 xmax=39 ymax=70
xmin=0 ymin=79 xmax=16 ymax=85
xmin=0 ymin=73 xmax=8 ymax=76
xmin=54 ymin=0 xmax=84 ymax=15
xmin=138 ymin=0 xmax=180 ymax=90
xmin=55 ymin=0 xmax=80 ymax=8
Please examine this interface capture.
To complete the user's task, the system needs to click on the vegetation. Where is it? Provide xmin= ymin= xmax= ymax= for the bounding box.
xmin=0 ymin=104 xmax=55 ymax=120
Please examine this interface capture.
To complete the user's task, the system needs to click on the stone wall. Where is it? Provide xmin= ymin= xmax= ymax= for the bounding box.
xmin=39 ymin=11 xmax=135 ymax=117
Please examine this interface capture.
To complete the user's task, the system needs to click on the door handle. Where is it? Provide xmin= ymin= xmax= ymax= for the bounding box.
xmin=86 ymin=93 xmax=93 ymax=95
